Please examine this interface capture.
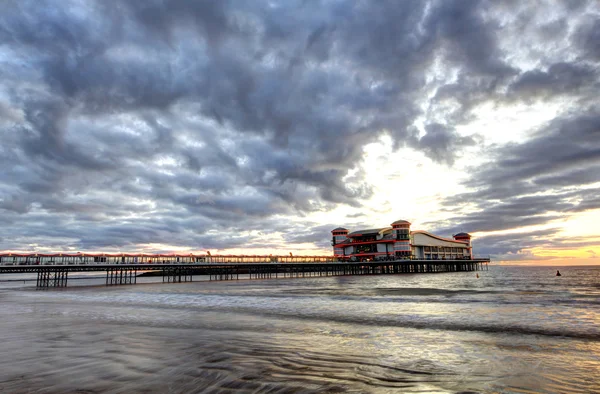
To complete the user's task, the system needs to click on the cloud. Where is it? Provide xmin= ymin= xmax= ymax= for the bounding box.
xmin=410 ymin=123 xmax=479 ymax=166
xmin=431 ymin=109 xmax=600 ymax=256
xmin=473 ymin=228 xmax=561 ymax=256
xmin=508 ymin=62 xmax=598 ymax=101
xmin=575 ymin=18 xmax=600 ymax=61
xmin=0 ymin=0 xmax=599 ymax=254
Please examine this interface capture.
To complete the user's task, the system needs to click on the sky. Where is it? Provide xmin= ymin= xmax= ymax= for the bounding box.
xmin=0 ymin=0 xmax=599 ymax=265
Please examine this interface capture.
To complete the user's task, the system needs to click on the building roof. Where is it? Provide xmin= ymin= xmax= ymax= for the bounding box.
xmin=454 ymin=232 xmax=471 ymax=238
xmin=347 ymin=227 xmax=390 ymax=237
xmin=412 ymin=230 xmax=469 ymax=245
xmin=331 ymin=227 xmax=348 ymax=232
xmin=391 ymin=219 xmax=411 ymax=225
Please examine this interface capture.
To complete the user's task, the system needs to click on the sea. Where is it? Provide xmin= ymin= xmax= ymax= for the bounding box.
xmin=0 ymin=265 xmax=598 ymax=393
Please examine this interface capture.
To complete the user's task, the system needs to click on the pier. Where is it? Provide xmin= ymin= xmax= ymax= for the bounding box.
xmin=0 ymin=253 xmax=489 ymax=289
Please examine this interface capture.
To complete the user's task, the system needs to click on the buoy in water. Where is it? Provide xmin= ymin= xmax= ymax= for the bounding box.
xmin=556 ymin=270 xmax=562 ymax=276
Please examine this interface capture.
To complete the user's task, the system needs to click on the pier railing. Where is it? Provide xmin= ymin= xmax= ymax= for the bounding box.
xmin=0 ymin=253 xmax=338 ymax=266
xmin=0 ymin=252 xmax=491 ymax=266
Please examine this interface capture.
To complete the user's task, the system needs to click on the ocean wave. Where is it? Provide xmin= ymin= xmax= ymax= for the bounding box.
xmin=239 ymin=310 xmax=600 ymax=341
xmin=38 ymin=297 xmax=600 ymax=342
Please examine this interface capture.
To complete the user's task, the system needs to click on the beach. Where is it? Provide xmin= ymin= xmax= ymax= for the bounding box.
xmin=0 ymin=265 xmax=599 ymax=393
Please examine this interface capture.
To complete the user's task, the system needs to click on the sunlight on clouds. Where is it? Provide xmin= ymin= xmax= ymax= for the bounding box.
xmin=222 ymin=244 xmax=325 ymax=256
xmin=363 ymin=139 xmax=470 ymax=228
xmin=155 ymin=156 xmax=178 ymax=167
xmin=471 ymin=223 xmax=561 ymax=239
xmin=457 ymin=101 xmax=563 ymax=146
xmin=527 ymin=245 xmax=600 ymax=260
xmin=302 ymin=135 xmax=473 ymax=232
xmin=136 ymin=243 xmax=195 ymax=253
xmin=559 ymin=209 xmax=600 ymax=238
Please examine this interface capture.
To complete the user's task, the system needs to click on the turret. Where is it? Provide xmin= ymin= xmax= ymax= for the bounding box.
xmin=453 ymin=232 xmax=472 ymax=259
xmin=331 ymin=228 xmax=349 ymax=246
xmin=331 ymin=227 xmax=349 ymax=258
xmin=391 ymin=220 xmax=411 ymax=258
xmin=453 ymin=232 xmax=471 ymax=244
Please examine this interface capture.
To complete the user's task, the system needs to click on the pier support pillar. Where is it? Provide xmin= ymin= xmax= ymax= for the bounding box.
xmin=106 ymin=268 xmax=137 ymax=286
xmin=163 ymin=267 xmax=193 ymax=283
xmin=37 ymin=268 xmax=68 ymax=289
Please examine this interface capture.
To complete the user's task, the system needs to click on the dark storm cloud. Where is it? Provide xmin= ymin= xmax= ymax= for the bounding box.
xmin=508 ymin=63 xmax=598 ymax=101
xmin=124 ymin=0 xmax=232 ymax=47
xmin=0 ymin=0 xmax=599 ymax=252
xmin=575 ymin=19 xmax=600 ymax=61
xmin=424 ymin=0 xmax=517 ymax=77
xmin=283 ymin=223 xmax=338 ymax=248
xmin=410 ymin=123 xmax=479 ymax=166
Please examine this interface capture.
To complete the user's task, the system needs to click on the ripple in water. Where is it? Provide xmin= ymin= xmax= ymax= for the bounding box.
xmin=0 ymin=266 xmax=598 ymax=393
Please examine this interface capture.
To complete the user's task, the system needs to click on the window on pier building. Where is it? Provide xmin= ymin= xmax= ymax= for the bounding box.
xmin=352 ymin=236 xmax=375 ymax=243
xmin=356 ymin=244 xmax=374 ymax=253
xmin=396 ymin=229 xmax=410 ymax=240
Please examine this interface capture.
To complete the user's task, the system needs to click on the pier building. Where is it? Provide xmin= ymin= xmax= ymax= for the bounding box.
xmin=331 ymin=220 xmax=472 ymax=261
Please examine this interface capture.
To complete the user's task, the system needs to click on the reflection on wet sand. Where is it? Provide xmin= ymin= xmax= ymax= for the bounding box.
xmin=0 ymin=266 xmax=599 ymax=393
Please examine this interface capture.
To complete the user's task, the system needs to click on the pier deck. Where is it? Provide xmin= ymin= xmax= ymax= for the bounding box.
xmin=0 ymin=259 xmax=490 ymax=289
